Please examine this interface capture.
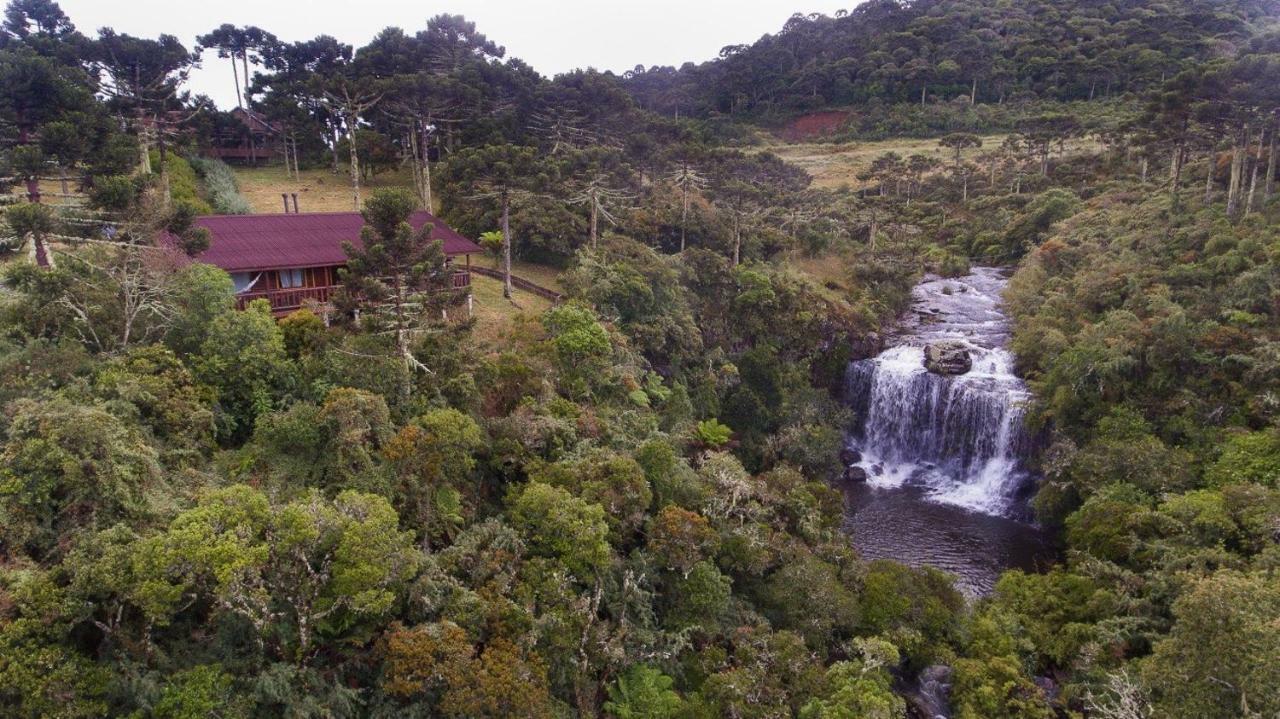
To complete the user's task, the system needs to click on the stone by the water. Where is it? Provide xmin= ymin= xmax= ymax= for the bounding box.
xmin=844 ymin=466 xmax=868 ymax=483
xmin=923 ymin=340 xmax=972 ymax=375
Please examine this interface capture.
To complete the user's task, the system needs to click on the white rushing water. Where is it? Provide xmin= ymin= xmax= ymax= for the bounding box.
xmin=845 ymin=267 xmax=1034 ymax=516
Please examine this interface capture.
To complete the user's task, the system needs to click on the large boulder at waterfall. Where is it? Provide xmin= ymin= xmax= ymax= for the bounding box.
xmin=923 ymin=341 xmax=972 ymax=375
xmin=844 ymin=466 xmax=868 ymax=483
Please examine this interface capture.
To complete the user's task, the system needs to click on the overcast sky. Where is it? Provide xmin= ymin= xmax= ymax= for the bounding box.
xmin=55 ymin=0 xmax=854 ymax=109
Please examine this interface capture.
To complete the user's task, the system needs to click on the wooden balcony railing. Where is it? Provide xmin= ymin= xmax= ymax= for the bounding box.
xmin=236 ymin=271 xmax=472 ymax=313
xmin=236 ymin=285 xmax=334 ymax=311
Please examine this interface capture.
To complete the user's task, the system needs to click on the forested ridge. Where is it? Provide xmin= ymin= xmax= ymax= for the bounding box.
xmin=1 ymin=0 xmax=1280 ymax=717
xmin=624 ymin=0 xmax=1276 ymax=118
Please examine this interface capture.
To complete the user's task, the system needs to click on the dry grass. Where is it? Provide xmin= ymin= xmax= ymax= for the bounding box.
xmin=4 ymin=177 xmax=87 ymax=206
xmin=791 ymin=251 xmax=853 ymax=290
xmin=467 ymin=272 xmax=554 ymax=351
xmin=233 ymin=165 xmax=416 ymax=214
xmin=758 ymin=136 xmax=981 ymax=189
xmin=757 ymin=134 xmax=1101 ymax=190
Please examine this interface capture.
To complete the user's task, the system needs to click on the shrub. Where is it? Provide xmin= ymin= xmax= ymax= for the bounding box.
xmin=189 ymin=157 xmax=252 ymax=215
xmin=1206 ymin=430 xmax=1280 ymax=489
xmin=150 ymin=151 xmax=212 ymax=214
xmin=694 ymin=418 xmax=733 ymax=448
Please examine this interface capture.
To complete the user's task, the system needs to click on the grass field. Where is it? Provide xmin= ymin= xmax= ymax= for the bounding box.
xmin=757 ymin=134 xmax=1101 ymax=190
xmin=233 ymin=165 xmax=417 ymax=214
xmin=468 ymin=272 xmax=554 ymax=350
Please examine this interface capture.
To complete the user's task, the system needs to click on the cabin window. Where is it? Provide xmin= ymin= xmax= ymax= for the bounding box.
xmin=278 ymin=269 xmax=304 ymax=288
xmin=231 ymin=272 xmax=261 ymax=294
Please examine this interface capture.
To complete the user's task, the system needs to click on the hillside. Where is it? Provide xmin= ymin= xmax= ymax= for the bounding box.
xmin=1 ymin=1 xmax=1279 ymax=717
xmin=624 ymin=0 xmax=1277 ymax=118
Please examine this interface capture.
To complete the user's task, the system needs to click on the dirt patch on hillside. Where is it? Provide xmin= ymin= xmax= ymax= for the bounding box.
xmin=776 ymin=111 xmax=852 ymax=142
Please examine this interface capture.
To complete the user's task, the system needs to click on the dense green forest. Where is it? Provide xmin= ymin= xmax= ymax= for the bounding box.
xmin=1 ymin=0 xmax=1280 ymax=716
xmin=624 ymin=0 xmax=1275 ymax=117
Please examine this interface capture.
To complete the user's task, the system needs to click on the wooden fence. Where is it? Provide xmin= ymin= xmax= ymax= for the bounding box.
xmin=468 ymin=266 xmax=564 ymax=303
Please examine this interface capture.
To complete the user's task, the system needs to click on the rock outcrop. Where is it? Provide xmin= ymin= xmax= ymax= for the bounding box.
xmin=923 ymin=341 xmax=972 ymax=375
xmin=850 ymin=332 xmax=883 ymax=360
xmin=843 ymin=466 xmax=868 ymax=483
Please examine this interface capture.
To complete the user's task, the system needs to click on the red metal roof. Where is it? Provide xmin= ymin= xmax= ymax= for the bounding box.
xmin=173 ymin=211 xmax=482 ymax=273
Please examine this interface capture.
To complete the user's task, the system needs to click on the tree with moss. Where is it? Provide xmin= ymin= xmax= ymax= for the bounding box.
xmin=339 ymin=188 xmax=452 ymax=404
xmin=195 ymin=299 xmax=296 ymax=442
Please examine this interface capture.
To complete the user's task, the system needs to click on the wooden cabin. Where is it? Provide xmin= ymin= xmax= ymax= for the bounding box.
xmin=207 ymin=108 xmax=282 ymax=164
xmin=170 ymin=211 xmax=481 ymax=316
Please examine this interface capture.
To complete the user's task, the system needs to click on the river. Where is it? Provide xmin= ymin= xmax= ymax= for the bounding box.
xmin=841 ymin=267 xmax=1055 ymax=596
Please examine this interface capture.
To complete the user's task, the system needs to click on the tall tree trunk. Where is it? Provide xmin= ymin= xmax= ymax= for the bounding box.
xmin=732 ymin=212 xmax=741 ymax=266
xmin=1170 ymin=133 xmax=1186 ymax=209
xmin=962 ymin=174 xmax=969 ymax=203
xmin=1265 ymin=123 xmax=1276 ymax=204
xmin=137 ymin=109 xmax=152 ymax=175
xmin=501 ymin=193 xmax=513 ymax=300
xmin=330 ymin=125 xmax=341 ymax=174
xmin=408 ymin=128 xmax=424 ymax=207
xmin=392 ymin=272 xmax=413 ymax=409
xmin=290 ymin=132 xmax=299 ymax=179
xmin=24 ymin=174 xmax=40 ymax=204
xmin=157 ymin=122 xmax=172 ymax=206
xmin=920 ymin=84 xmax=926 ymax=106
xmin=679 ymin=184 xmax=689 ymax=252
xmin=17 ymin=123 xmax=40 ymax=203
xmin=1205 ymin=153 xmax=1215 ymax=204
xmin=1227 ymin=123 xmax=1247 ymax=216
xmin=1245 ymin=128 xmax=1264 ymax=215
xmin=421 ymin=121 xmax=433 ymax=212
xmin=970 ymin=78 xmax=977 ymax=105
xmin=241 ymin=50 xmax=252 ymax=105
xmin=30 ymin=231 xmax=49 ymax=268
xmin=589 ymin=190 xmax=599 ymax=249
xmin=346 ymin=115 xmax=361 ymax=211
xmin=231 ymin=56 xmax=243 ymax=109
xmin=242 ymin=53 xmax=257 ymax=163
xmin=19 ymin=125 xmax=50 ymax=266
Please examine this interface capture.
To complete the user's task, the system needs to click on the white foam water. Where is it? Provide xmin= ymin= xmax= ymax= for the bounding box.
xmin=846 ymin=267 xmax=1034 ymax=516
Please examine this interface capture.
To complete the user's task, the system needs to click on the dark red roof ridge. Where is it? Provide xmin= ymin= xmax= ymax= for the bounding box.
xmin=163 ymin=210 xmax=482 ymax=274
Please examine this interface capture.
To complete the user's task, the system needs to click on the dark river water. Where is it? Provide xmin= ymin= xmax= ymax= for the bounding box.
xmin=841 ymin=268 xmax=1057 ymax=596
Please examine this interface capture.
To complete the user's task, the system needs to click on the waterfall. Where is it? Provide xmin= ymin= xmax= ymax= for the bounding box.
xmin=845 ymin=268 xmax=1034 ymax=516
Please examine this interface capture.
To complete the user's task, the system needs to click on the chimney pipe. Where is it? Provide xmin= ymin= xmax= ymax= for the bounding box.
xmin=281 ymin=193 xmax=289 ymax=213
xmin=291 ymin=193 xmax=299 ymax=214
